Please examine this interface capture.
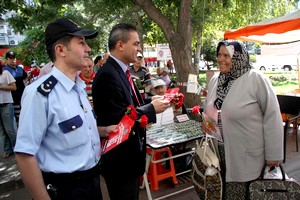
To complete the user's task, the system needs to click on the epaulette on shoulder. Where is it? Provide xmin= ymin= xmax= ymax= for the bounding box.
xmin=37 ymin=75 xmax=58 ymax=96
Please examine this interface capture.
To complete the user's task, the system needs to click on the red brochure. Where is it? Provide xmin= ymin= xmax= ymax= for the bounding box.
xmin=164 ymin=88 xmax=179 ymax=101
xmin=101 ymin=115 xmax=135 ymax=154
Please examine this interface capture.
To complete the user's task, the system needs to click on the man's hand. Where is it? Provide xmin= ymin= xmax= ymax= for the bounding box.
xmin=15 ymin=153 xmax=51 ymax=200
xmin=151 ymin=95 xmax=163 ymax=101
xmin=98 ymin=125 xmax=118 ymax=137
xmin=151 ymin=97 xmax=170 ymax=114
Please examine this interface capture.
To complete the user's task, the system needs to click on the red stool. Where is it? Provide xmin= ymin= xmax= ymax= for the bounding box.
xmin=146 ymin=147 xmax=178 ymax=190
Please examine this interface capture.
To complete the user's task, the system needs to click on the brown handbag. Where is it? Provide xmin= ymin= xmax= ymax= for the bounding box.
xmin=249 ymin=164 xmax=300 ymax=200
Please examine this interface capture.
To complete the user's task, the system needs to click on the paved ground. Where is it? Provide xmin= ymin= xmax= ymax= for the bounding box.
xmin=1 ymin=130 xmax=299 ymax=200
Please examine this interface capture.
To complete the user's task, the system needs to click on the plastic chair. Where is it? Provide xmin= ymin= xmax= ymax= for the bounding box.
xmin=277 ymin=95 xmax=300 ymax=163
xmin=146 ymin=147 xmax=178 ymax=190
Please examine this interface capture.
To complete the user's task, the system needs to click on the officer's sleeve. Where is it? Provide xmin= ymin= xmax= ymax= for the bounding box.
xmin=14 ymin=86 xmax=48 ymax=155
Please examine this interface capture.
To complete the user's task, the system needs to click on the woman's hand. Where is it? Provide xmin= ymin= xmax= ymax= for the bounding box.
xmin=201 ymin=118 xmax=212 ymax=135
xmin=266 ymin=160 xmax=281 ymax=167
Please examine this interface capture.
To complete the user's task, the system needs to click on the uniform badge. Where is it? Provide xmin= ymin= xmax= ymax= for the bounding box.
xmin=37 ymin=75 xmax=58 ymax=96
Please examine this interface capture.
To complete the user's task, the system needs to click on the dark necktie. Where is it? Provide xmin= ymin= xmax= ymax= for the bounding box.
xmin=126 ymin=69 xmax=140 ymax=106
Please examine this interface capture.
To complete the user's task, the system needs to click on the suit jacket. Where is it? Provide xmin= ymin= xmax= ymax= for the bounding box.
xmin=92 ymin=57 xmax=156 ymax=179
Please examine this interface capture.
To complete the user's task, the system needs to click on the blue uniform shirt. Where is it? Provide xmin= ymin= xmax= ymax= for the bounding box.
xmin=3 ymin=65 xmax=26 ymax=78
xmin=14 ymin=67 xmax=101 ymax=173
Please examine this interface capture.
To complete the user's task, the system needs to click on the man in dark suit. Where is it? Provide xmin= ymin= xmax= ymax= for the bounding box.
xmin=92 ymin=23 xmax=170 ymax=200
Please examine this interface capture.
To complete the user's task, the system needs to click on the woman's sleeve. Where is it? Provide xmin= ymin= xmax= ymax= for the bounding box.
xmin=256 ymin=73 xmax=283 ymax=161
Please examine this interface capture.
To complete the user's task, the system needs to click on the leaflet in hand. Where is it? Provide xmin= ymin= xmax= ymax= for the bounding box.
xmin=202 ymin=113 xmax=223 ymax=142
xmin=101 ymin=115 xmax=135 ymax=154
xmin=164 ymin=88 xmax=179 ymax=101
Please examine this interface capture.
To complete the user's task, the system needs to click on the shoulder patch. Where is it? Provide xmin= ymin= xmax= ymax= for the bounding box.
xmin=37 ymin=75 xmax=58 ymax=96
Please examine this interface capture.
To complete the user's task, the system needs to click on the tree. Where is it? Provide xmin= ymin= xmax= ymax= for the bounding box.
xmin=131 ymin=0 xmax=199 ymax=107
xmin=193 ymin=0 xmax=298 ymax=69
xmin=2 ymin=0 xmax=298 ymax=106
xmin=9 ymin=27 xmax=48 ymax=66
xmin=2 ymin=0 xmax=108 ymax=65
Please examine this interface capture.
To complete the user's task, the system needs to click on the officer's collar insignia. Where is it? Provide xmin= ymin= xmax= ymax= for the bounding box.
xmin=37 ymin=75 xmax=58 ymax=96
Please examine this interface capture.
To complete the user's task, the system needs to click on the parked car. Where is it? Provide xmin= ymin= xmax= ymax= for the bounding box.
xmin=253 ymin=63 xmax=298 ymax=71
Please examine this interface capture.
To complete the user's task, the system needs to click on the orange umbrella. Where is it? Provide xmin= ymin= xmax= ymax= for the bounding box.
xmin=224 ymin=10 xmax=300 ymax=43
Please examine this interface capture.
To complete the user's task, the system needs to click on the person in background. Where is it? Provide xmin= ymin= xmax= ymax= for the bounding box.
xmin=153 ymin=79 xmax=167 ymax=96
xmin=29 ymin=61 xmax=40 ymax=84
xmin=14 ymin=18 xmax=102 ymax=200
xmin=102 ymin=52 xmax=110 ymax=63
xmin=202 ymin=40 xmax=283 ymax=199
xmin=38 ymin=61 xmax=53 ymax=78
xmin=152 ymin=79 xmax=174 ymax=125
xmin=78 ymin=56 xmax=95 ymax=105
xmin=3 ymin=51 xmax=29 ymax=123
xmin=93 ymin=55 xmax=102 ymax=73
xmin=167 ymin=59 xmax=174 ymax=74
xmin=129 ymin=52 xmax=151 ymax=89
xmin=94 ymin=52 xmax=110 ymax=73
xmin=161 ymin=67 xmax=171 ymax=87
xmin=92 ymin=23 xmax=170 ymax=200
xmin=0 ymin=66 xmax=17 ymax=159
xmin=154 ymin=67 xmax=162 ymax=79
xmin=152 ymin=78 xmax=185 ymax=117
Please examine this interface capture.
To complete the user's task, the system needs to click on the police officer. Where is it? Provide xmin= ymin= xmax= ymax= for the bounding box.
xmin=14 ymin=18 xmax=102 ymax=200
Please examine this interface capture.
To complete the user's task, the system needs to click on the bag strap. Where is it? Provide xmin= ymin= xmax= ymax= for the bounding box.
xmin=259 ymin=164 xmax=286 ymax=181
xmin=207 ymin=137 xmax=217 ymax=155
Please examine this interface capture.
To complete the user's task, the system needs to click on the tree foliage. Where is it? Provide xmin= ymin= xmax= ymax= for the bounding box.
xmin=197 ymin=0 xmax=297 ymax=67
xmin=1 ymin=0 xmax=108 ymax=64
xmin=1 ymin=0 xmax=298 ymax=105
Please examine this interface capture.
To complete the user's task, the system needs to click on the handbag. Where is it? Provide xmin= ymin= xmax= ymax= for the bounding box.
xmin=249 ymin=164 xmax=300 ymax=200
xmin=191 ymin=136 xmax=222 ymax=200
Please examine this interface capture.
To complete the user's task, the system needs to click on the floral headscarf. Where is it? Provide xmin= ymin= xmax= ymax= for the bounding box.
xmin=214 ymin=41 xmax=253 ymax=110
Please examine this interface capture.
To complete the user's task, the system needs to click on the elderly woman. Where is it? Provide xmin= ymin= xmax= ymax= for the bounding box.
xmin=204 ymin=41 xmax=283 ymax=199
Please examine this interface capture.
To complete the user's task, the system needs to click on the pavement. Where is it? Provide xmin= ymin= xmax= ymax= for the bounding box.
xmin=1 ymin=131 xmax=300 ymax=200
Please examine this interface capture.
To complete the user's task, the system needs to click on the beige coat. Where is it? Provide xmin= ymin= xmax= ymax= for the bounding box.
xmin=205 ymin=69 xmax=283 ymax=182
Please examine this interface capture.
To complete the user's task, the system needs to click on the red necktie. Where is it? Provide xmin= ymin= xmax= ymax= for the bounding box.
xmin=126 ymin=69 xmax=140 ymax=106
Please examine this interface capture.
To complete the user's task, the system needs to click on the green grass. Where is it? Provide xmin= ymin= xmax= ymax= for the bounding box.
xmin=198 ymin=70 xmax=299 ymax=95
xmin=263 ymin=71 xmax=299 ymax=94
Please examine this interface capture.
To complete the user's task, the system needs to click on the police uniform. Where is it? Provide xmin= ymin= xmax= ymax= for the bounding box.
xmin=14 ymin=67 xmax=101 ymax=199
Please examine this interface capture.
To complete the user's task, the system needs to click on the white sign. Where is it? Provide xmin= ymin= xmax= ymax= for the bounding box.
xmin=186 ymin=74 xmax=199 ymax=94
xmin=176 ymin=114 xmax=190 ymax=122
xmin=156 ymin=44 xmax=172 ymax=61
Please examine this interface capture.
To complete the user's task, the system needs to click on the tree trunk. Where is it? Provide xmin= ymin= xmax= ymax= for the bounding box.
xmin=132 ymin=0 xmax=201 ymax=108
xmin=133 ymin=11 xmax=144 ymax=52
xmin=194 ymin=29 xmax=202 ymax=76
xmin=169 ymin=38 xmax=200 ymax=108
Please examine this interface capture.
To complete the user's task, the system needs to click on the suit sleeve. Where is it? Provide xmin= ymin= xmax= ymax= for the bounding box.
xmin=93 ymin=68 xmax=156 ymax=126
xmin=136 ymin=103 xmax=156 ymax=124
